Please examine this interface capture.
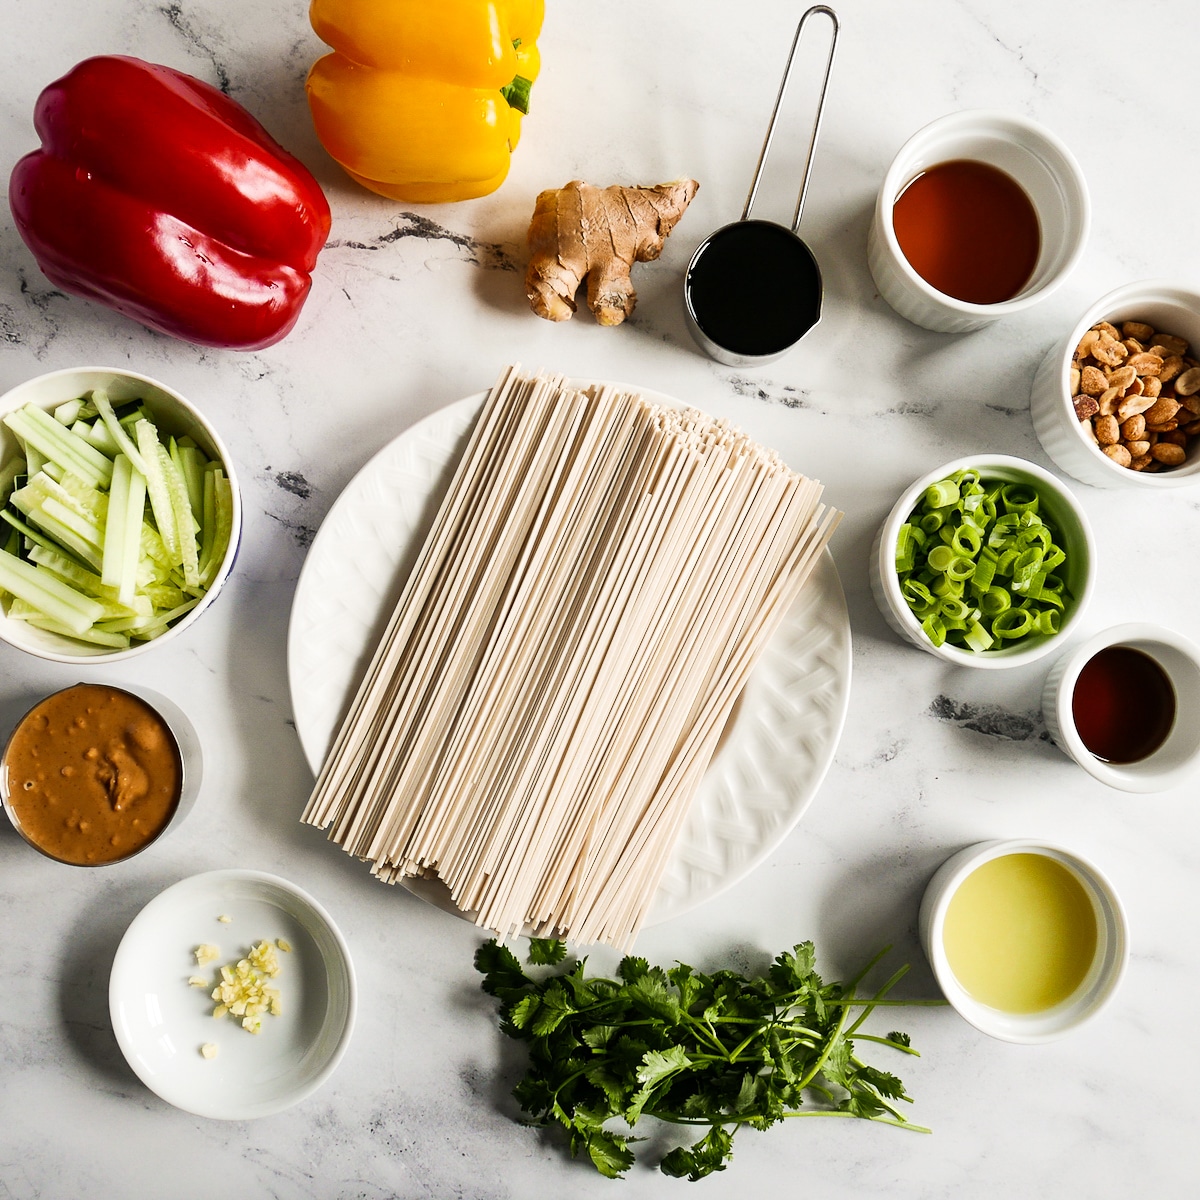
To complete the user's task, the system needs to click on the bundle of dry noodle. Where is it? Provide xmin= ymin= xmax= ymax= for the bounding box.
xmin=303 ymin=367 xmax=841 ymax=947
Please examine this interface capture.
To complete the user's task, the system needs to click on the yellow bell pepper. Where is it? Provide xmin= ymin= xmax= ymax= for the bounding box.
xmin=306 ymin=0 xmax=543 ymax=203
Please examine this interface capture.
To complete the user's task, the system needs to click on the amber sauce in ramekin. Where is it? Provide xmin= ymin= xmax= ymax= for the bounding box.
xmin=1 ymin=683 xmax=182 ymax=865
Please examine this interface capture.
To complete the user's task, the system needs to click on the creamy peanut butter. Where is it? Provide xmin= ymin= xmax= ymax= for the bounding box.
xmin=2 ymin=684 xmax=182 ymax=865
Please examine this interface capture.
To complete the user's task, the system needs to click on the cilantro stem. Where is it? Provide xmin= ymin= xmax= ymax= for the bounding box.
xmin=795 ymin=987 xmax=853 ymax=1092
xmin=644 ymin=1109 xmax=932 ymax=1134
xmin=852 ymin=1033 xmax=921 ymax=1056
xmin=846 ymin=963 xmax=910 ymax=1036
xmin=820 ymin=998 xmax=947 ymax=1007
xmin=781 ymin=1111 xmax=932 ymax=1134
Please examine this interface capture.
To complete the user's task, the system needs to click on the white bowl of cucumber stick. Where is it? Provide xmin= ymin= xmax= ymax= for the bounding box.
xmin=0 ymin=367 xmax=241 ymax=662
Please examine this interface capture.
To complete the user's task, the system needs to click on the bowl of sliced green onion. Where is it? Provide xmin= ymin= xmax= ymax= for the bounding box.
xmin=870 ymin=454 xmax=1095 ymax=667
xmin=0 ymin=366 xmax=241 ymax=662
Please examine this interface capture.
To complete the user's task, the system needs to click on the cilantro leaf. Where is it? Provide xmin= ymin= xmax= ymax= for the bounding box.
xmin=660 ymin=1124 xmax=734 ymax=1180
xmin=528 ymin=937 xmax=568 ymax=965
xmin=585 ymin=1129 xmax=636 ymax=1179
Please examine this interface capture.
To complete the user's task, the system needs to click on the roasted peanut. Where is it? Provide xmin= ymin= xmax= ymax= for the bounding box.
xmin=1152 ymin=442 xmax=1186 ymax=465
xmin=1175 ymin=366 xmax=1200 ymax=396
xmin=1160 ymin=355 xmax=1185 ymax=382
xmin=1120 ymin=414 xmax=1147 ymax=440
xmin=1154 ymin=333 xmax=1189 ymax=357
xmin=1117 ymin=393 xmax=1157 ymax=422
xmin=1092 ymin=334 xmax=1127 ymax=366
xmin=1144 ymin=396 xmax=1181 ymax=424
xmin=1127 ymin=352 xmax=1164 ymax=376
xmin=1095 ymin=415 xmax=1120 ymax=444
xmin=1080 ymin=365 xmax=1107 ymax=395
xmin=1108 ymin=364 xmax=1138 ymax=391
xmin=1122 ymin=321 xmax=1155 ymax=342
xmin=1103 ymin=444 xmax=1133 ymax=467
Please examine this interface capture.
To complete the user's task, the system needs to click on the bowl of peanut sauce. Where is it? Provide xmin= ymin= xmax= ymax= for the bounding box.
xmin=0 ymin=682 xmax=201 ymax=865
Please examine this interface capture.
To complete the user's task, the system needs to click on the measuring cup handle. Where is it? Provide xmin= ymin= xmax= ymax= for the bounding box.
xmin=741 ymin=5 xmax=839 ymax=232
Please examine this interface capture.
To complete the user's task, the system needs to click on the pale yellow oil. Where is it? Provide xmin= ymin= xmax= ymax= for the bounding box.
xmin=942 ymin=853 xmax=1098 ymax=1013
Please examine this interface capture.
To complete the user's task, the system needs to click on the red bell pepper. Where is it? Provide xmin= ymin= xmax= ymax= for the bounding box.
xmin=9 ymin=55 xmax=331 ymax=351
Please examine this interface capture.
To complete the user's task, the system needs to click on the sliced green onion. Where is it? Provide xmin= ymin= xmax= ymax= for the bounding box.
xmin=894 ymin=469 xmax=1072 ymax=653
xmin=923 ymin=479 xmax=960 ymax=509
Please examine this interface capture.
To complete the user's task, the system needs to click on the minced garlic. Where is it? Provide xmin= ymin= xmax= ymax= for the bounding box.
xmin=276 ymin=938 xmax=292 ymax=953
xmin=200 ymin=1043 xmax=218 ymax=1059
xmin=194 ymin=943 xmax=220 ymax=966
xmin=217 ymin=914 xmax=232 ymax=924
xmin=187 ymin=975 xmax=208 ymax=988
xmin=207 ymin=940 xmax=283 ymax=1034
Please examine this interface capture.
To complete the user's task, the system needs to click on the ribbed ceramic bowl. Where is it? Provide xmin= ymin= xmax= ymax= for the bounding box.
xmin=0 ymin=366 xmax=242 ymax=662
xmin=1042 ymin=622 xmax=1200 ymax=792
xmin=868 ymin=110 xmax=1090 ymax=333
xmin=1030 ymin=281 xmax=1200 ymax=488
xmin=919 ymin=838 xmax=1128 ymax=1043
xmin=869 ymin=454 xmax=1095 ymax=668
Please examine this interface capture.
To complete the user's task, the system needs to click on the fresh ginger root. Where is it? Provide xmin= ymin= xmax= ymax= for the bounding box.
xmin=525 ymin=178 xmax=699 ymax=325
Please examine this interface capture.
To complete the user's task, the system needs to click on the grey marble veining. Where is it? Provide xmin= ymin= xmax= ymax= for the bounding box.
xmin=2 ymin=0 xmax=1200 ymax=1196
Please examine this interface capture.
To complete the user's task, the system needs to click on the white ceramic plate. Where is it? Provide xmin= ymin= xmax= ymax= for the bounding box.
xmin=287 ymin=388 xmax=852 ymax=925
xmin=109 ymin=870 xmax=355 ymax=1119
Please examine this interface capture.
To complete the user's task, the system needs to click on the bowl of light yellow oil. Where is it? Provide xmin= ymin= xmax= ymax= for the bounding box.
xmin=919 ymin=839 xmax=1128 ymax=1042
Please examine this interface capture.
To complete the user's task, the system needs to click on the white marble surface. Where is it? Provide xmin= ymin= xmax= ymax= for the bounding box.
xmin=2 ymin=0 xmax=1199 ymax=1195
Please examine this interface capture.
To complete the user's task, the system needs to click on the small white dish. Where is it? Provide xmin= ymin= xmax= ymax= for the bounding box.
xmin=109 ymin=869 xmax=355 ymax=1119
xmin=0 ymin=365 xmax=243 ymax=662
xmin=919 ymin=838 xmax=1128 ymax=1043
xmin=1042 ymin=622 xmax=1200 ymax=792
xmin=1030 ymin=280 xmax=1200 ymax=488
xmin=869 ymin=454 xmax=1095 ymax=668
xmin=867 ymin=110 xmax=1090 ymax=333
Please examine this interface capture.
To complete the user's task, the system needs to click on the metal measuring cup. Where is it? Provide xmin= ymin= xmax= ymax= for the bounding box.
xmin=684 ymin=5 xmax=839 ymax=366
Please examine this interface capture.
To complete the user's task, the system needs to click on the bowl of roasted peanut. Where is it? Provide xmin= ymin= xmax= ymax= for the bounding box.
xmin=1030 ymin=280 xmax=1200 ymax=488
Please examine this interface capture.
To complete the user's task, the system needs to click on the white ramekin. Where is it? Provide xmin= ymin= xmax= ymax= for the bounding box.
xmin=869 ymin=454 xmax=1096 ymax=668
xmin=868 ymin=110 xmax=1090 ymax=333
xmin=919 ymin=839 xmax=1128 ymax=1043
xmin=1041 ymin=622 xmax=1200 ymax=792
xmin=1030 ymin=280 xmax=1200 ymax=489
xmin=0 ymin=366 xmax=242 ymax=663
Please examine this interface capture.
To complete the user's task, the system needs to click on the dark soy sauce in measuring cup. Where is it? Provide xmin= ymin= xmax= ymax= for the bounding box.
xmin=683 ymin=6 xmax=838 ymax=366
xmin=686 ymin=221 xmax=822 ymax=358
xmin=1072 ymin=645 xmax=1176 ymax=763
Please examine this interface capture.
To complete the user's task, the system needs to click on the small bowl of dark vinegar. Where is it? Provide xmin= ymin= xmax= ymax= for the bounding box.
xmin=868 ymin=110 xmax=1090 ymax=333
xmin=1042 ymin=623 xmax=1200 ymax=792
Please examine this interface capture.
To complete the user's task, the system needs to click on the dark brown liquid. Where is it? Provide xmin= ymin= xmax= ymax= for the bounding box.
xmin=892 ymin=160 xmax=1040 ymax=305
xmin=686 ymin=221 xmax=821 ymax=356
xmin=1071 ymin=646 xmax=1175 ymax=764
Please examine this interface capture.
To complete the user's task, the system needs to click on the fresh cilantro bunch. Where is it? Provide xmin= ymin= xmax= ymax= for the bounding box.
xmin=476 ymin=937 xmax=932 ymax=1181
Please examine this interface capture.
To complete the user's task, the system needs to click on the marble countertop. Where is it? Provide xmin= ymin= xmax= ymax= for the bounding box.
xmin=3 ymin=0 xmax=1199 ymax=1195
